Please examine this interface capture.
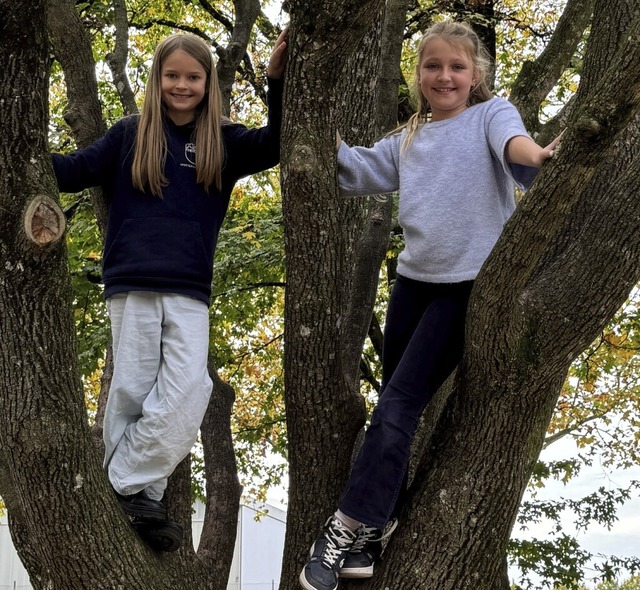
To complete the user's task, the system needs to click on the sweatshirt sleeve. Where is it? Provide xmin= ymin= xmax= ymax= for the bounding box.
xmin=485 ymin=99 xmax=539 ymax=191
xmin=51 ymin=118 xmax=130 ymax=193
xmin=337 ymin=134 xmax=401 ymax=197
xmin=223 ymin=77 xmax=283 ymax=179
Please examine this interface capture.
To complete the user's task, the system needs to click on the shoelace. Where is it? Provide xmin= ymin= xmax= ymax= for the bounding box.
xmin=321 ymin=519 xmax=356 ymax=568
xmin=351 ymin=518 xmax=399 ymax=552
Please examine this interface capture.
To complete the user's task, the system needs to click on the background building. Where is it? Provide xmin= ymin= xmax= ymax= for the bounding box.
xmin=0 ymin=501 xmax=286 ymax=590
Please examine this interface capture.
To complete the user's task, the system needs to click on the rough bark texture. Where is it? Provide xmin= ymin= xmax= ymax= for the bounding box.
xmin=510 ymin=0 xmax=595 ymax=134
xmin=0 ymin=3 xmax=158 ymax=588
xmin=279 ymin=1 xmax=386 ymax=587
xmin=47 ymin=0 xmax=109 ymax=231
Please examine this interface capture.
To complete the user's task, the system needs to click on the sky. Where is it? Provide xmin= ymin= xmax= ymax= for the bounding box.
xmin=510 ymin=436 xmax=640 ymax=589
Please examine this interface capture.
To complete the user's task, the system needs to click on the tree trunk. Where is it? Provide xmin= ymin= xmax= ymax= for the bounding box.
xmin=0 ymin=3 xmax=155 ymax=588
xmin=280 ymin=0 xmax=387 ymax=586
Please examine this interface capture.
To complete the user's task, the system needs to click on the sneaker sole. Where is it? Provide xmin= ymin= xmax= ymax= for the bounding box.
xmin=339 ymin=565 xmax=374 ymax=578
xmin=299 ymin=569 xmax=338 ymax=590
xmin=132 ymin=520 xmax=183 ymax=552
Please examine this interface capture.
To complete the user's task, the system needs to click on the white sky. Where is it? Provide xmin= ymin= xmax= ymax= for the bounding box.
xmin=511 ymin=435 xmax=640 ymax=588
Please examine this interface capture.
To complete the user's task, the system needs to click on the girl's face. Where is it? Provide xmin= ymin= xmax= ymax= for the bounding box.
xmin=418 ymin=37 xmax=477 ymax=121
xmin=161 ymin=49 xmax=207 ymax=125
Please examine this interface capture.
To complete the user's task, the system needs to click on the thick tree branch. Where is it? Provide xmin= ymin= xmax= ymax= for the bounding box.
xmin=197 ymin=359 xmax=241 ymax=585
xmin=510 ymin=0 xmax=594 ymax=133
xmin=105 ymin=0 xmax=138 ymax=116
xmin=341 ymin=0 xmax=408 ymax=378
xmin=216 ymin=0 xmax=261 ymax=115
xmin=526 ymin=138 xmax=640 ymax=364
xmin=197 ymin=0 xmax=234 ymax=31
xmin=368 ymin=311 xmax=384 ymax=360
xmin=47 ymin=0 xmax=109 ymax=233
xmin=577 ymin=0 xmax=637 ymax=99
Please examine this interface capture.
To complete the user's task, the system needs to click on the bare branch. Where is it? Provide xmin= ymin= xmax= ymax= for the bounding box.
xmin=105 ymin=0 xmax=138 ymax=116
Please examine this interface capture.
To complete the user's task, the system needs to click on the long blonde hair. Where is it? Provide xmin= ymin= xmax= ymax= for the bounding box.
xmin=132 ymin=34 xmax=224 ymax=196
xmin=400 ymin=21 xmax=494 ymax=151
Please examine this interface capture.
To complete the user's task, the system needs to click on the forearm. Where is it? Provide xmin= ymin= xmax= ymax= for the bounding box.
xmin=506 ymin=135 xmax=547 ymax=168
xmin=337 ymin=139 xmax=400 ymax=196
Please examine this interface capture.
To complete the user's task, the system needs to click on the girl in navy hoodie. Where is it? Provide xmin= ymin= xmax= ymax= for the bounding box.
xmin=53 ymin=29 xmax=287 ymax=550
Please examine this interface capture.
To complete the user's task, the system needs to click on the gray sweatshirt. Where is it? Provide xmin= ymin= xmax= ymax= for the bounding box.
xmin=337 ymin=97 xmax=538 ymax=283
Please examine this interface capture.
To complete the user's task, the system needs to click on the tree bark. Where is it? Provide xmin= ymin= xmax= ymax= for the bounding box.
xmin=1 ymin=3 xmax=156 ymax=588
xmin=280 ymin=0 xmax=386 ymax=586
xmin=106 ymin=0 xmax=138 ymax=117
xmin=281 ymin=0 xmax=640 ymax=588
xmin=47 ymin=0 xmax=109 ymax=231
xmin=1 ymin=0 xmax=247 ymax=587
xmin=197 ymin=358 xmax=243 ymax=587
xmin=216 ymin=0 xmax=262 ymax=115
xmin=341 ymin=0 xmax=409 ymax=382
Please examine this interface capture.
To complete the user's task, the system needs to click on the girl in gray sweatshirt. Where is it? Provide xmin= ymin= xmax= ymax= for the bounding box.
xmin=300 ymin=20 xmax=561 ymax=590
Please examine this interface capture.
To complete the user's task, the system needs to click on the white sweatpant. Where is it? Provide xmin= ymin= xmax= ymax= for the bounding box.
xmin=104 ymin=291 xmax=213 ymax=500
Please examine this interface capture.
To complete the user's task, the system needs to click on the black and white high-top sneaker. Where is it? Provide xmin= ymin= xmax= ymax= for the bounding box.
xmin=299 ymin=517 xmax=357 ymax=590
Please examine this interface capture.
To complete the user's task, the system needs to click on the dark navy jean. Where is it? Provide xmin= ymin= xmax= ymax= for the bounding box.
xmin=338 ymin=276 xmax=474 ymax=528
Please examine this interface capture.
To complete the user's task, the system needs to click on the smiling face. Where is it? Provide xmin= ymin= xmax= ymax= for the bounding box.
xmin=418 ymin=37 xmax=478 ymax=121
xmin=160 ymin=49 xmax=207 ymax=125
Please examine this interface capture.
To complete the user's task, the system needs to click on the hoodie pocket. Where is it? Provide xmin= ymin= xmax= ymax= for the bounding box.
xmin=103 ymin=217 xmax=211 ymax=284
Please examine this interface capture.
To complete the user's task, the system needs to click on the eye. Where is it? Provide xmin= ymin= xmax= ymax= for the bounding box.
xmin=424 ymin=63 xmax=438 ymax=70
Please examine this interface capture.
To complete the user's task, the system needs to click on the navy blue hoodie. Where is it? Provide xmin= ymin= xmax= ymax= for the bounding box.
xmin=52 ymin=77 xmax=283 ymax=305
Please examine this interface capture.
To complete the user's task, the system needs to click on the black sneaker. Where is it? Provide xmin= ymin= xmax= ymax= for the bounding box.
xmin=339 ymin=519 xmax=398 ymax=579
xmin=299 ymin=517 xmax=357 ymax=590
xmin=132 ymin=518 xmax=183 ymax=552
xmin=114 ymin=489 xmax=167 ymax=522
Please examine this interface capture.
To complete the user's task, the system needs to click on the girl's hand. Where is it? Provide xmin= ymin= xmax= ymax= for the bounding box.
xmin=540 ymin=130 xmax=564 ymax=163
xmin=267 ymin=27 xmax=289 ymax=79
